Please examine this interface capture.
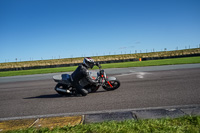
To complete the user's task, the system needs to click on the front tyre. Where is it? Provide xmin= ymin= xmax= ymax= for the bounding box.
xmin=102 ymin=80 xmax=120 ymax=91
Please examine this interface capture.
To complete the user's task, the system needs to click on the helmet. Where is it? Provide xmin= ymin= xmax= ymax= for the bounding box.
xmin=83 ymin=57 xmax=95 ymax=69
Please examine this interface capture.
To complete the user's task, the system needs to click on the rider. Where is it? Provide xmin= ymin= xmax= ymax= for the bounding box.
xmin=71 ymin=57 xmax=98 ymax=96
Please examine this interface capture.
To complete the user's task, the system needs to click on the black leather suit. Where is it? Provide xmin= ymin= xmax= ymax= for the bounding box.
xmin=71 ymin=64 xmax=97 ymax=96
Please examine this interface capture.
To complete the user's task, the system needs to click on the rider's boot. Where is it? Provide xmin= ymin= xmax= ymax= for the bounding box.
xmin=75 ymin=86 xmax=88 ymax=96
xmin=79 ymin=88 xmax=88 ymax=96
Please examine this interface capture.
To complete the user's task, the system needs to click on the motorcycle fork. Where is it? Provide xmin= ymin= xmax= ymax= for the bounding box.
xmin=107 ymin=81 xmax=113 ymax=88
xmin=101 ymin=75 xmax=113 ymax=88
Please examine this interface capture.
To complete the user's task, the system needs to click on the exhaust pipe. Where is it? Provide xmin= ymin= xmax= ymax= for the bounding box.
xmin=56 ymin=88 xmax=71 ymax=93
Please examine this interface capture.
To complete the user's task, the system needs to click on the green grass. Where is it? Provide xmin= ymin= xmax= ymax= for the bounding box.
xmin=0 ymin=66 xmax=77 ymax=77
xmin=5 ymin=116 xmax=200 ymax=133
xmin=0 ymin=56 xmax=200 ymax=77
xmin=101 ymin=56 xmax=200 ymax=68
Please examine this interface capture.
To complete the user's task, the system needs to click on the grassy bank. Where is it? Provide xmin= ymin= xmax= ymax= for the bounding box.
xmin=1 ymin=48 xmax=200 ymax=70
xmin=0 ymin=56 xmax=200 ymax=77
xmin=5 ymin=116 xmax=200 ymax=133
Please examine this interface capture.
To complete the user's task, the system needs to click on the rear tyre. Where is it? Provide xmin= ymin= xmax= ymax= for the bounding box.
xmin=54 ymin=83 xmax=69 ymax=95
xmin=103 ymin=80 xmax=120 ymax=91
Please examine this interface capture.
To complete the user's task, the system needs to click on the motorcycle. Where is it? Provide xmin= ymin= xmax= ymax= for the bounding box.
xmin=53 ymin=63 xmax=120 ymax=96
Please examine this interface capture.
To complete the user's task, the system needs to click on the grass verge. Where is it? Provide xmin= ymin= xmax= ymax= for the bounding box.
xmin=5 ymin=116 xmax=200 ymax=133
xmin=1 ymin=48 xmax=200 ymax=70
xmin=0 ymin=56 xmax=200 ymax=77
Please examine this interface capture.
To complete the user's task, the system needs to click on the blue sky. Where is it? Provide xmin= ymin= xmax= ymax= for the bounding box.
xmin=0 ymin=0 xmax=200 ymax=63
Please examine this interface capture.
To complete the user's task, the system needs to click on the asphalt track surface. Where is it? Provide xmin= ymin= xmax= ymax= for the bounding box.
xmin=0 ymin=64 xmax=200 ymax=120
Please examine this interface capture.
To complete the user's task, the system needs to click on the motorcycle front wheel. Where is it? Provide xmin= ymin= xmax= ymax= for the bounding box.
xmin=102 ymin=80 xmax=120 ymax=91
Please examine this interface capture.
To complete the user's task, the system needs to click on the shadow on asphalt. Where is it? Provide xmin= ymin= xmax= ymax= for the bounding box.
xmin=23 ymin=90 xmax=107 ymax=99
xmin=23 ymin=94 xmax=64 ymax=99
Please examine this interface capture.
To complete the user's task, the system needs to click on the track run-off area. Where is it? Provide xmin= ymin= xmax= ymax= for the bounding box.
xmin=0 ymin=64 xmax=200 ymax=120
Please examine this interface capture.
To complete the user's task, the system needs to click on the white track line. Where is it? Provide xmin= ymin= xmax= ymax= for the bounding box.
xmin=115 ymin=72 xmax=151 ymax=79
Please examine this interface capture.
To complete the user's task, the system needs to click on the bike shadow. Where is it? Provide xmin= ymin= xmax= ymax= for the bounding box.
xmin=24 ymin=90 xmax=106 ymax=99
xmin=24 ymin=94 xmax=65 ymax=99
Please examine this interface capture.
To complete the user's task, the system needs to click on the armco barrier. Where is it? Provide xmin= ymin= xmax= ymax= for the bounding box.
xmin=0 ymin=53 xmax=200 ymax=72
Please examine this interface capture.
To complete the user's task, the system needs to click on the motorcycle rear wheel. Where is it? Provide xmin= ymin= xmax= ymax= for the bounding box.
xmin=102 ymin=80 xmax=120 ymax=91
xmin=54 ymin=83 xmax=71 ymax=95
